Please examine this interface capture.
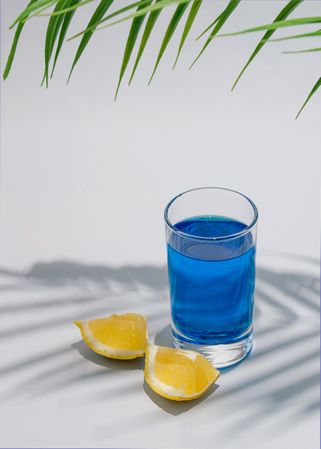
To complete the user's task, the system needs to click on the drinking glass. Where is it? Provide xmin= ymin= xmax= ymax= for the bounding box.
xmin=164 ymin=187 xmax=258 ymax=368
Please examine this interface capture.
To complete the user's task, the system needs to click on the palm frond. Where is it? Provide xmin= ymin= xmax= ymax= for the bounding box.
xmin=149 ymin=2 xmax=190 ymax=84
xmin=128 ymin=0 xmax=163 ymax=85
xmin=115 ymin=0 xmax=152 ymax=99
xmin=96 ymin=0 xmax=193 ymax=30
xmin=43 ymin=0 xmax=72 ymax=86
xmin=284 ymin=47 xmax=321 ymax=54
xmin=68 ymin=0 xmax=113 ymax=82
xmin=217 ymin=17 xmax=321 ymax=37
xmin=51 ymin=0 xmax=82 ymax=78
xmin=190 ymin=0 xmax=241 ymax=69
xmin=231 ymin=0 xmax=303 ymax=91
xmin=173 ymin=0 xmax=202 ymax=68
xmin=19 ymin=0 xmax=96 ymax=24
xmin=196 ymin=13 xmax=222 ymax=41
xmin=67 ymin=0 xmax=152 ymax=40
xmin=269 ymin=29 xmax=321 ymax=42
xmin=3 ymin=0 xmax=38 ymax=80
xmin=10 ymin=0 xmax=58 ymax=28
xmin=37 ymin=0 xmax=102 ymax=16
xmin=3 ymin=0 xmax=321 ymax=116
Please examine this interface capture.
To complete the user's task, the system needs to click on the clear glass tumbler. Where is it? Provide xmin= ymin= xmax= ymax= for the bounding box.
xmin=164 ymin=187 xmax=258 ymax=368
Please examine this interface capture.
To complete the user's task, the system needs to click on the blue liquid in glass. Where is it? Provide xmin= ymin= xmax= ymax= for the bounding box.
xmin=167 ymin=216 xmax=256 ymax=345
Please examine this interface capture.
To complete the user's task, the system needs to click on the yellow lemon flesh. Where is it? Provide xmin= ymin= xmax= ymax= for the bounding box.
xmin=144 ymin=343 xmax=220 ymax=401
xmin=74 ymin=313 xmax=147 ymax=360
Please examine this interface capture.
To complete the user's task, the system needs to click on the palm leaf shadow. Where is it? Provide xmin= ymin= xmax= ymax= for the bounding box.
xmin=0 ymin=255 xmax=319 ymax=438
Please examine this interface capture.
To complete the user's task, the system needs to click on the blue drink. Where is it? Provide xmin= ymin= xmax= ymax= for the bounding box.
xmin=167 ymin=216 xmax=256 ymax=346
xmin=165 ymin=187 xmax=258 ymax=367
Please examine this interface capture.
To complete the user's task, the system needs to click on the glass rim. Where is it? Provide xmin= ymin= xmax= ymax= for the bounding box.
xmin=164 ymin=186 xmax=258 ymax=242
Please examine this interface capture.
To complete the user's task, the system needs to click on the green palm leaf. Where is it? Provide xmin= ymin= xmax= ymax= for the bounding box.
xmin=149 ymin=2 xmax=189 ymax=84
xmin=190 ymin=0 xmax=241 ymax=69
xmin=217 ymin=17 xmax=321 ymax=37
xmin=270 ymin=29 xmax=321 ymax=42
xmin=68 ymin=0 xmax=114 ymax=82
xmin=232 ymin=0 xmax=303 ymax=91
xmin=36 ymin=0 xmax=100 ymax=17
xmin=18 ymin=0 xmax=96 ymax=24
xmin=96 ymin=0 xmax=192 ymax=30
xmin=3 ymin=0 xmax=38 ymax=80
xmin=10 ymin=0 xmax=60 ymax=28
xmin=115 ymin=0 xmax=152 ymax=99
xmin=196 ymin=13 xmax=222 ymax=41
xmin=173 ymin=0 xmax=202 ymax=69
xmin=284 ymin=47 xmax=321 ymax=53
xmin=51 ymin=0 xmax=82 ymax=78
xmin=128 ymin=0 xmax=163 ymax=85
xmin=296 ymin=76 xmax=321 ymax=118
xmin=43 ymin=0 xmax=71 ymax=86
xmin=5 ymin=0 xmax=321 ymax=116
xmin=68 ymin=1 xmax=152 ymax=41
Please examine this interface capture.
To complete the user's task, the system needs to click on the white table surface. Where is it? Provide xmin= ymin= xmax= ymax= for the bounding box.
xmin=1 ymin=1 xmax=320 ymax=448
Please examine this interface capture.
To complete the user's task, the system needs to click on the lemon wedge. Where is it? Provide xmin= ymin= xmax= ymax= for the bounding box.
xmin=144 ymin=343 xmax=220 ymax=401
xmin=74 ymin=313 xmax=147 ymax=360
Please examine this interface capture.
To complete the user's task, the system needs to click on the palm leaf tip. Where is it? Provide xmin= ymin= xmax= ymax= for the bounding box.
xmin=67 ymin=0 xmax=114 ymax=83
xmin=148 ymin=2 xmax=190 ymax=85
xmin=51 ymin=0 xmax=82 ymax=78
xmin=43 ymin=0 xmax=70 ymax=87
xmin=231 ymin=0 xmax=303 ymax=92
xmin=3 ymin=0 xmax=39 ymax=80
xmin=173 ymin=0 xmax=203 ymax=70
xmin=296 ymin=76 xmax=321 ymax=119
xmin=283 ymin=47 xmax=321 ymax=54
xmin=114 ymin=81 xmax=121 ymax=101
xmin=115 ymin=0 xmax=152 ymax=99
xmin=3 ymin=23 xmax=24 ymax=80
xmin=195 ymin=13 xmax=222 ymax=41
xmin=128 ymin=10 xmax=160 ymax=84
xmin=218 ymin=16 xmax=321 ymax=38
xmin=269 ymin=29 xmax=321 ymax=42
xmin=128 ymin=0 xmax=162 ymax=86
xmin=189 ymin=0 xmax=241 ymax=70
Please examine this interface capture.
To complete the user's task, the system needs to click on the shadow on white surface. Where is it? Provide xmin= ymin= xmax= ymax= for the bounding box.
xmin=0 ymin=254 xmax=319 ymax=445
xmin=72 ymin=339 xmax=144 ymax=371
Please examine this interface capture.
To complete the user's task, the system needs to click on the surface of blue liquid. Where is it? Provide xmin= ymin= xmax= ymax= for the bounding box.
xmin=167 ymin=216 xmax=256 ymax=345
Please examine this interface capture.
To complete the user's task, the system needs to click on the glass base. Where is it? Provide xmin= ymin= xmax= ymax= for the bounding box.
xmin=172 ymin=331 xmax=253 ymax=368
